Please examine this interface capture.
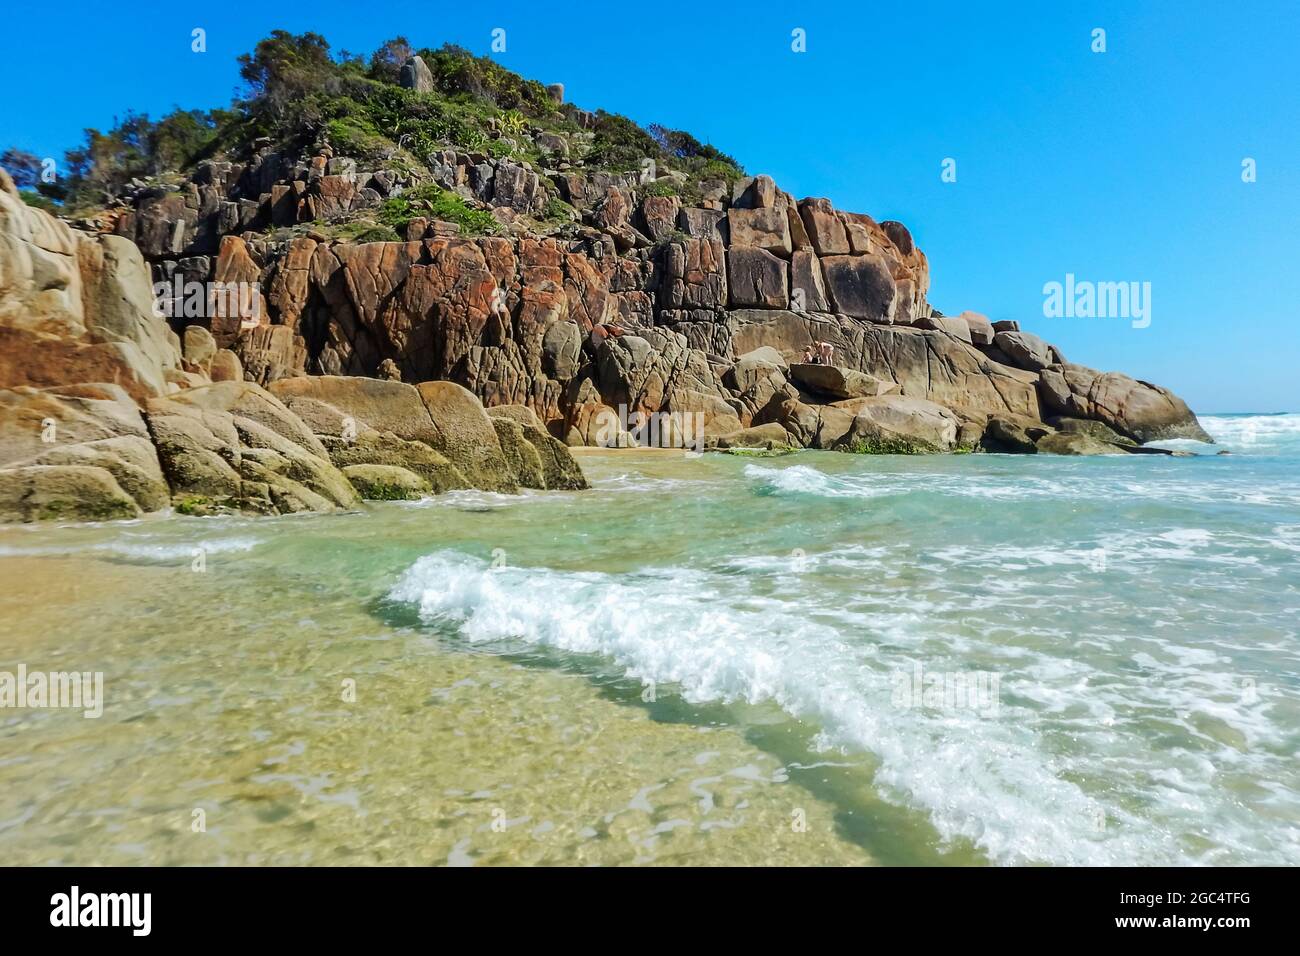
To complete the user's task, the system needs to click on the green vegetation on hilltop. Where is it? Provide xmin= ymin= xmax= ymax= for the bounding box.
xmin=1 ymin=31 xmax=745 ymax=217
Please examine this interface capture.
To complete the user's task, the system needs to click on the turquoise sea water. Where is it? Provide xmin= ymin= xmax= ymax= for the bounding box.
xmin=1 ymin=413 xmax=1297 ymax=865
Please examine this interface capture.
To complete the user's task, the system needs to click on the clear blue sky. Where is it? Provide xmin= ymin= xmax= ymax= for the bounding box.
xmin=2 ymin=0 xmax=1296 ymax=412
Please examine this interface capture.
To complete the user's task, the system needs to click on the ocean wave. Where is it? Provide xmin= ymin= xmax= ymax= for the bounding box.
xmin=1200 ymin=413 xmax=1300 ymax=455
xmin=0 ymin=534 xmax=262 ymax=562
xmin=742 ymin=460 xmax=1300 ymax=508
xmin=744 ymin=463 xmax=905 ymax=499
xmin=387 ymin=549 xmax=1297 ymax=865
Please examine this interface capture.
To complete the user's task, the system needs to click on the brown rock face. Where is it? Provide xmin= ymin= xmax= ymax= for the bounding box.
xmin=788 ymin=363 xmax=895 ymax=400
xmin=1038 ymin=364 xmax=1212 ymax=443
xmin=725 ymin=310 xmax=1043 ymax=421
xmin=663 ymin=239 xmax=727 ymax=310
xmin=727 ymin=207 xmax=792 ymax=257
xmin=8 ymin=129 xmax=1207 ymax=469
xmin=416 ymin=380 xmax=518 ymax=493
xmin=0 ymin=171 xmax=181 ymax=402
xmin=836 ymin=394 xmax=964 ymax=452
xmin=798 ymin=198 xmax=851 ymax=256
xmin=639 ymin=195 xmax=681 ymax=242
xmin=992 ymin=330 xmax=1055 ymax=371
xmin=820 ymin=254 xmax=897 ymax=322
xmin=790 ymin=251 xmax=830 ymax=313
xmin=728 ymin=248 xmax=788 ymax=309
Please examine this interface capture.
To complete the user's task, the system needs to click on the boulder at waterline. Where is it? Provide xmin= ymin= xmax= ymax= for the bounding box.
xmin=834 ymin=395 xmax=963 ymax=453
xmin=342 ymin=463 xmax=432 ymax=500
xmin=1035 ymin=431 xmax=1129 ymax=456
xmin=0 ymin=464 xmax=141 ymax=523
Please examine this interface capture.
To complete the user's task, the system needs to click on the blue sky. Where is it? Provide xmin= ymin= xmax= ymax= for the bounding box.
xmin=2 ymin=0 xmax=1296 ymax=411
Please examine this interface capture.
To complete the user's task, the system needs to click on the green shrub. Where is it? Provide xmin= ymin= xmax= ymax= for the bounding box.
xmin=324 ymin=117 xmax=392 ymax=162
xmin=377 ymin=182 xmax=498 ymax=236
xmin=642 ymin=179 xmax=679 ymax=198
xmin=586 ymin=112 xmax=663 ymax=172
xmin=19 ymin=191 xmax=59 ymax=213
xmin=419 ymin=45 xmax=556 ymax=115
xmin=540 ymin=196 xmax=575 ymax=222
xmin=354 ymin=225 xmax=402 ymax=243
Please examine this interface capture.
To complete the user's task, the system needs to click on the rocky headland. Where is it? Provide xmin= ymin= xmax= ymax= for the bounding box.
xmin=0 ymin=36 xmax=1211 ymax=522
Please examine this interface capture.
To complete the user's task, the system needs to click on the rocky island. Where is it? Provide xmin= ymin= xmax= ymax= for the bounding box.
xmin=0 ymin=33 xmax=1211 ymax=523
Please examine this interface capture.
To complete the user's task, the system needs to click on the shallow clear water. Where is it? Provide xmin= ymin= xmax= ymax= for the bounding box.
xmin=1 ymin=414 xmax=1297 ymax=866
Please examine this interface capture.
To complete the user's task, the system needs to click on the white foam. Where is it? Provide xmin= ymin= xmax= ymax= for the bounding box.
xmin=0 ymin=534 xmax=262 ymax=562
xmin=1200 ymin=413 xmax=1300 ymax=455
xmin=744 ymin=463 xmax=893 ymax=498
xmin=388 ymin=549 xmax=1299 ymax=865
xmin=743 ymin=459 xmax=1300 ymax=509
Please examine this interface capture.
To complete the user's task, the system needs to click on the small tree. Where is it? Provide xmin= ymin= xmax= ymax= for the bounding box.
xmin=369 ymin=36 xmax=413 ymax=83
xmin=237 ymin=30 xmax=335 ymax=117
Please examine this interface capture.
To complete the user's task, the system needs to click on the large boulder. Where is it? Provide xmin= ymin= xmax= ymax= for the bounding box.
xmin=16 ymin=436 xmax=169 ymax=512
xmin=797 ymin=198 xmax=851 ymax=256
xmin=183 ymin=325 xmax=218 ymax=369
xmin=726 ymin=347 xmax=787 ymax=392
xmin=916 ymin=315 xmax=974 ymax=343
xmin=992 ymin=330 xmax=1054 ymax=371
xmin=342 ymin=463 xmax=431 ymax=500
xmin=958 ymin=311 xmax=995 ymax=345
xmin=714 ymin=422 xmax=794 ymax=449
xmin=834 ymin=395 xmax=962 ymax=453
xmin=981 ymin=415 xmax=1054 ymax=454
xmin=77 ymin=235 xmax=183 ymax=391
xmin=1048 ymin=416 xmax=1136 ymax=446
xmin=1035 ymin=431 xmax=1129 ymax=456
xmin=165 ymin=380 xmax=328 ymax=456
xmin=0 ymin=464 xmax=141 ymax=522
xmin=789 ymin=251 xmax=830 ymax=313
xmin=487 ymin=406 xmax=588 ymax=489
xmin=416 ymin=381 xmax=518 ymax=493
xmin=1038 ymin=364 xmax=1212 ymax=443
xmin=788 ymin=363 xmax=894 ymax=400
xmin=270 ymin=376 xmax=440 ymax=446
xmin=727 ymin=207 xmax=792 ymax=257
xmin=323 ymin=430 xmax=469 ymax=493
xmin=0 ymin=171 xmax=180 ymax=402
xmin=491 ymin=417 xmax=547 ymax=489
xmin=726 ymin=312 xmax=1043 ymax=422
xmin=145 ymin=382 xmax=360 ymax=515
xmin=665 ymin=387 xmax=743 ymax=440
xmin=399 ymin=55 xmax=434 ymax=93
xmin=0 ymin=385 xmax=170 ymax=518
xmin=271 ymin=374 xmax=550 ymax=493
xmin=662 ymin=239 xmax=727 ymax=310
